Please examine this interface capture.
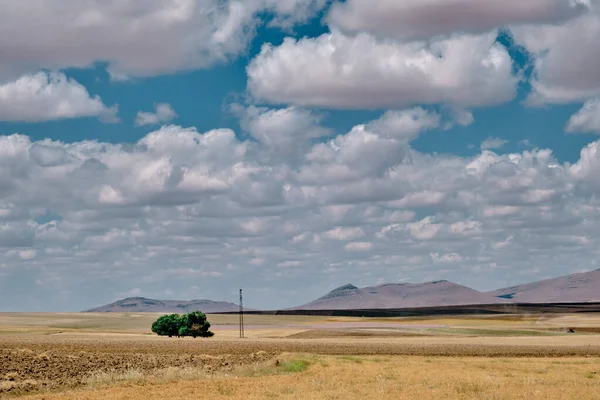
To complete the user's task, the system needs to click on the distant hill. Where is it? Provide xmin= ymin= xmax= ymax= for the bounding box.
xmin=86 ymin=269 xmax=600 ymax=313
xmin=293 ymin=280 xmax=504 ymax=310
xmin=84 ymin=297 xmax=243 ymax=313
xmin=488 ymin=269 xmax=600 ymax=303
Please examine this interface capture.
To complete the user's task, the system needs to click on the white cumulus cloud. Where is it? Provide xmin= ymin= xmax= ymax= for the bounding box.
xmin=247 ymin=31 xmax=517 ymax=109
xmin=344 ymin=242 xmax=373 ymax=252
xmin=566 ymin=98 xmax=600 ymax=133
xmin=512 ymin=4 xmax=600 ymax=104
xmin=135 ymin=103 xmax=178 ymax=127
xmin=236 ymin=105 xmax=330 ymax=162
xmin=19 ymin=249 xmax=37 ymax=261
xmin=0 ymin=0 xmax=329 ymax=83
xmin=0 ymin=72 xmax=118 ymax=123
xmin=481 ymin=137 xmax=510 ymax=150
xmin=327 ymin=0 xmax=589 ymax=41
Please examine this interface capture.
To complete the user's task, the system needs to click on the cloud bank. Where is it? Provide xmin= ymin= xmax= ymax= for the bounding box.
xmin=2 ymin=110 xmax=600 ymax=309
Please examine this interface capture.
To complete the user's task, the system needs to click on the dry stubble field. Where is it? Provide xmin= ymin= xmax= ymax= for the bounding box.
xmin=1 ymin=312 xmax=599 ymax=399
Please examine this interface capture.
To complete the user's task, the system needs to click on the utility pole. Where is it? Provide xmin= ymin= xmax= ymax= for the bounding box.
xmin=239 ymin=289 xmax=244 ymax=339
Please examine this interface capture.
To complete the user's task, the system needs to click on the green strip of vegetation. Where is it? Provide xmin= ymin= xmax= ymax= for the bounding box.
xmin=280 ymin=359 xmax=311 ymax=373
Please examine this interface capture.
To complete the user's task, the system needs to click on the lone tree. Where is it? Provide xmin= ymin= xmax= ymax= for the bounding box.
xmin=151 ymin=312 xmax=214 ymax=338
xmin=178 ymin=311 xmax=214 ymax=338
xmin=151 ymin=314 xmax=181 ymax=337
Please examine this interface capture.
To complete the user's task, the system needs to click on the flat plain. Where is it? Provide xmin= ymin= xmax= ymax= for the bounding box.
xmin=1 ymin=312 xmax=599 ymax=399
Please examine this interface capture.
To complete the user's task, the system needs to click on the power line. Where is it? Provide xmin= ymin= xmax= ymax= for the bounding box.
xmin=239 ymin=288 xmax=244 ymax=339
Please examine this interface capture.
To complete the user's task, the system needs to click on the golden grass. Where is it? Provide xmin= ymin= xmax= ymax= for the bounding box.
xmin=19 ymin=355 xmax=600 ymax=400
xmin=80 ymin=355 xmax=311 ymax=389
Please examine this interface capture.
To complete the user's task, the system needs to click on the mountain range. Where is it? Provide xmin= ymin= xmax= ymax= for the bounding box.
xmin=487 ymin=268 xmax=600 ymax=303
xmin=85 ymin=297 xmax=241 ymax=313
xmin=85 ymin=268 xmax=600 ymax=312
xmin=293 ymin=281 xmax=504 ymax=310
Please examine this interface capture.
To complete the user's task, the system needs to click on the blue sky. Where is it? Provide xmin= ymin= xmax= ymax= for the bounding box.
xmin=1 ymin=0 xmax=600 ymax=311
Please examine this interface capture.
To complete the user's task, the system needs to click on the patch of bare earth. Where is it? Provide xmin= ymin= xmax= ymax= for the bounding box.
xmin=0 ymin=344 xmax=276 ymax=396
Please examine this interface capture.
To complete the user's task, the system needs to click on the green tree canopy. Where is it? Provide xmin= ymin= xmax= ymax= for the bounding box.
xmin=178 ymin=311 xmax=214 ymax=338
xmin=151 ymin=314 xmax=181 ymax=337
xmin=151 ymin=312 xmax=214 ymax=338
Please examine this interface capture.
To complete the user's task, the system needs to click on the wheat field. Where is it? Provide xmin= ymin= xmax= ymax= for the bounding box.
xmin=16 ymin=355 xmax=600 ymax=400
xmin=1 ymin=312 xmax=599 ymax=398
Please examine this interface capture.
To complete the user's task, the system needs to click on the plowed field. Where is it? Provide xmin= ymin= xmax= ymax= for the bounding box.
xmin=0 ymin=339 xmax=277 ymax=396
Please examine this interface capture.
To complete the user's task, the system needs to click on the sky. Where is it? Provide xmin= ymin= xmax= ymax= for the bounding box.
xmin=1 ymin=0 xmax=600 ymax=311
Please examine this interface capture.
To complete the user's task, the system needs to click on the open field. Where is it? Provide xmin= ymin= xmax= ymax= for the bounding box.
xmin=1 ymin=313 xmax=599 ymax=398
xmin=3 ymin=312 xmax=600 ymax=338
xmin=16 ymin=355 xmax=600 ymax=400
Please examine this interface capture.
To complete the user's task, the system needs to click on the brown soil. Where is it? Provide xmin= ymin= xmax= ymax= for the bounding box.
xmin=2 ymin=333 xmax=600 ymax=396
xmin=0 ymin=342 xmax=275 ymax=396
